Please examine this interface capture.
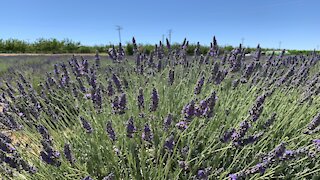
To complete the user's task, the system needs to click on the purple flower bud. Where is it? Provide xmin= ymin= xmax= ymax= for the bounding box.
xmin=229 ymin=173 xmax=238 ymax=180
xmin=197 ymin=169 xmax=209 ymax=180
xmin=107 ymin=79 xmax=114 ymax=97
xmin=178 ymin=160 xmax=189 ymax=170
xmin=182 ymin=100 xmax=195 ymax=120
xmin=80 ymin=117 xmax=93 ymax=134
xmin=244 ymin=162 xmax=267 ymax=176
xmin=232 ymin=120 xmax=250 ymax=141
xmin=175 ymin=121 xmax=188 ymax=130
xmin=0 ymin=139 xmax=15 ymax=153
xmin=106 ymin=121 xmax=116 ymax=141
xmin=307 ymin=112 xmax=320 ymax=131
xmin=112 ymin=74 xmax=123 ymax=93
xmin=149 ymin=87 xmax=159 ymax=112
xmin=265 ymin=142 xmax=286 ymax=162
xmin=37 ymin=125 xmax=51 ymax=141
xmin=220 ymin=128 xmax=235 ymax=143
xmin=83 ymin=176 xmax=94 ymax=180
xmin=118 ymin=93 xmax=127 ymax=114
xmin=64 ymin=143 xmax=75 ymax=164
xmin=40 ymin=151 xmax=61 ymax=167
xmin=164 ymin=134 xmax=175 ymax=152
xmin=163 ymin=114 xmax=173 ymax=130
xmin=126 ymin=116 xmax=136 ymax=138
xmin=313 ymin=139 xmax=320 ymax=152
xmin=137 ymin=87 xmax=144 ymax=111
xmin=194 ymin=76 xmax=205 ymax=95
xmin=0 ymin=132 xmax=12 ymax=144
xmin=168 ymin=69 xmax=175 ymax=85
xmin=142 ymin=123 xmax=153 ymax=143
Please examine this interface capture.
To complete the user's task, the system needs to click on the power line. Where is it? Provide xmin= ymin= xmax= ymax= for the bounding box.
xmin=162 ymin=34 xmax=165 ymax=44
xmin=167 ymin=29 xmax=172 ymax=44
xmin=279 ymin=41 xmax=282 ymax=50
xmin=115 ymin=25 xmax=123 ymax=44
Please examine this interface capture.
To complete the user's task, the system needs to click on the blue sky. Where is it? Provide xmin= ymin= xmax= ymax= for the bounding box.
xmin=1 ymin=0 xmax=319 ymax=50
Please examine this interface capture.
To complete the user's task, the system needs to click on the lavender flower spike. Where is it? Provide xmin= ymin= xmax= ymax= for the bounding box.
xmin=137 ymin=87 xmax=144 ymax=111
xmin=164 ymin=134 xmax=175 ymax=152
xmin=142 ymin=123 xmax=153 ymax=143
xmin=64 ymin=143 xmax=75 ymax=164
xmin=80 ymin=117 xmax=93 ymax=133
xmin=126 ymin=116 xmax=136 ymax=138
xmin=149 ymin=87 xmax=159 ymax=112
xmin=106 ymin=121 xmax=117 ymax=141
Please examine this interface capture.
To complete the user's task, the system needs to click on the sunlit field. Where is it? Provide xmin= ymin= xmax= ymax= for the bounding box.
xmin=0 ymin=38 xmax=320 ymax=180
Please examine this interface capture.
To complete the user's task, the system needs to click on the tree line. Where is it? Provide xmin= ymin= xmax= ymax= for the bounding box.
xmin=0 ymin=38 xmax=316 ymax=55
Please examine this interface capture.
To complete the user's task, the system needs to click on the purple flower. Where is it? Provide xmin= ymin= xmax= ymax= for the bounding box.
xmin=149 ymin=87 xmax=159 ymax=112
xmin=106 ymin=121 xmax=116 ymax=141
xmin=232 ymin=120 xmax=250 ymax=141
xmin=229 ymin=173 xmax=238 ymax=180
xmin=0 ymin=139 xmax=15 ymax=153
xmin=77 ymin=78 xmax=86 ymax=93
xmin=178 ymin=160 xmax=189 ymax=170
xmin=244 ymin=162 xmax=267 ymax=175
xmin=142 ymin=123 xmax=153 ymax=143
xmin=220 ymin=128 xmax=235 ymax=143
xmin=164 ymin=134 xmax=175 ymax=152
xmin=194 ymin=76 xmax=205 ymax=95
xmin=112 ymin=74 xmax=123 ymax=93
xmin=163 ymin=114 xmax=173 ymax=130
xmin=80 ymin=117 xmax=93 ymax=134
xmin=40 ymin=151 xmax=61 ymax=167
xmin=118 ymin=93 xmax=127 ymax=114
xmin=182 ymin=100 xmax=195 ymax=120
xmin=111 ymin=96 xmax=119 ymax=112
xmin=54 ymin=64 xmax=60 ymax=76
xmin=126 ymin=116 xmax=136 ymax=138
xmin=168 ymin=69 xmax=175 ymax=85
xmin=307 ymin=112 xmax=320 ymax=131
xmin=82 ymin=176 xmax=93 ymax=180
xmin=197 ymin=169 xmax=208 ymax=180
xmin=313 ymin=139 xmax=320 ymax=151
xmin=166 ymin=38 xmax=171 ymax=50
xmin=64 ymin=143 xmax=75 ymax=164
xmin=137 ymin=87 xmax=144 ymax=111
xmin=0 ymin=132 xmax=12 ymax=144
xmin=175 ymin=121 xmax=188 ymax=130
xmin=37 ymin=125 xmax=51 ymax=141
xmin=107 ymin=79 xmax=114 ymax=97
xmin=265 ymin=142 xmax=286 ymax=162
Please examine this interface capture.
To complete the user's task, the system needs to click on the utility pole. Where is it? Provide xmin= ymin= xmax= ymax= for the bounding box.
xmin=168 ymin=29 xmax=172 ymax=44
xmin=116 ymin=25 xmax=123 ymax=44
xmin=162 ymin=34 xmax=165 ymax=44
xmin=279 ymin=41 xmax=282 ymax=50
xmin=241 ymin=37 xmax=245 ymax=47
xmin=317 ymin=45 xmax=319 ymax=51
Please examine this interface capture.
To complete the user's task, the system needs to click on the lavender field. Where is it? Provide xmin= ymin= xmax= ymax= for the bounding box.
xmin=0 ymin=37 xmax=320 ymax=180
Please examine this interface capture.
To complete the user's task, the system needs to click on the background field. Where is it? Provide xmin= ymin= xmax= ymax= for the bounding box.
xmin=0 ymin=50 xmax=319 ymax=180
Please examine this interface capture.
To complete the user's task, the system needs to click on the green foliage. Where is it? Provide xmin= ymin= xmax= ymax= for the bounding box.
xmin=126 ymin=43 xmax=134 ymax=55
xmin=0 ymin=38 xmax=318 ymax=56
xmin=0 ymin=54 xmax=319 ymax=179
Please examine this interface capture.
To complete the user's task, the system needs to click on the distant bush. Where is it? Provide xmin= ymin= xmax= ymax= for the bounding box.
xmin=126 ymin=43 xmax=134 ymax=55
xmin=0 ymin=38 xmax=316 ymax=55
